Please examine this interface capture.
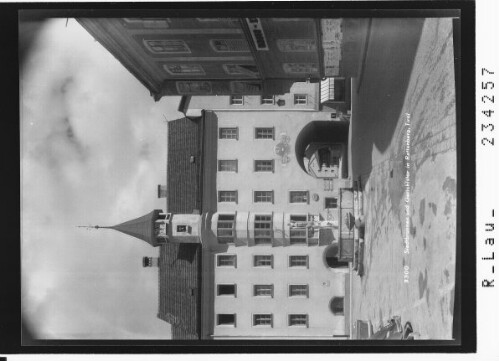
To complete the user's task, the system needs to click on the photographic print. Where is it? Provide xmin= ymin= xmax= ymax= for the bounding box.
xmin=20 ymin=7 xmax=463 ymax=345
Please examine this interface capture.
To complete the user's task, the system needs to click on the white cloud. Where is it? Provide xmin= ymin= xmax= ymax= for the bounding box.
xmin=21 ymin=18 xmax=181 ymax=339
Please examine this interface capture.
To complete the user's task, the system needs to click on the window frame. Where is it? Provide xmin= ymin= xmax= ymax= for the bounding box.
xmin=253 ymin=284 xmax=274 ymax=298
xmin=254 ymin=127 xmax=275 ymax=140
xmin=254 ymin=190 xmax=274 ymax=204
xmin=217 ymin=214 xmax=236 ymax=244
xmin=288 ymin=284 xmax=309 ymax=298
xmin=325 ymin=197 xmax=338 ymax=209
xmin=252 ymin=313 xmax=273 ymax=327
xmin=219 ymin=127 xmax=239 ymax=140
xmin=254 ymin=159 xmax=275 ymax=173
xmin=216 ymin=313 xmax=237 ymax=327
xmin=210 ymin=39 xmax=250 ymax=53
xmin=253 ymin=254 xmax=274 ymax=268
xmin=293 ymin=94 xmax=308 ymax=105
xmin=230 ymin=95 xmax=244 ymax=105
xmin=260 ymin=95 xmax=275 ymax=105
xmin=288 ymin=314 xmax=309 ymax=327
xmin=218 ymin=191 xmax=238 ymax=204
xmin=288 ymin=255 xmax=309 ymax=268
xmin=163 ymin=64 xmax=205 ymax=76
xmin=289 ymin=191 xmax=310 ymax=204
xmin=216 ymin=254 xmax=237 ymax=268
xmin=254 ymin=214 xmax=273 ymax=245
xmin=218 ymin=159 xmax=238 ymax=172
xmin=216 ymin=284 xmax=237 ymax=297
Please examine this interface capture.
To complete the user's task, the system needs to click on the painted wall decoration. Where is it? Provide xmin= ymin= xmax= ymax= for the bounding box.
xmin=283 ymin=63 xmax=319 ymax=74
xmin=321 ymin=19 xmax=343 ymax=76
xmin=163 ymin=64 xmax=205 ymax=75
xmin=277 ymin=39 xmax=317 ymax=52
xmin=176 ymin=81 xmax=213 ymax=94
xmin=274 ymin=133 xmax=291 ymax=165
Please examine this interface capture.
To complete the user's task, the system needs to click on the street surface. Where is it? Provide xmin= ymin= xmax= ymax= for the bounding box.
xmin=350 ymin=18 xmax=457 ymax=339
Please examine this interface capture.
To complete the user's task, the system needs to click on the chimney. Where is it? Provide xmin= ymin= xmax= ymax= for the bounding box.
xmin=142 ymin=257 xmax=159 ymax=267
xmin=157 ymin=184 xmax=167 ymax=198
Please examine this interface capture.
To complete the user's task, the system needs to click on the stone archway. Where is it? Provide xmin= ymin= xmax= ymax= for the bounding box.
xmin=324 ymin=243 xmax=349 ymax=269
xmin=295 ymin=121 xmax=349 ymax=179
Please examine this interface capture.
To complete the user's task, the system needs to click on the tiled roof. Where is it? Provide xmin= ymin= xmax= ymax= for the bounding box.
xmin=110 ymin=210 xmax=162 ymax=247
xmin=158 ymin=243 xmax=201 ymax=340
xmin=167 ymin=117 xmax=202 ymax=214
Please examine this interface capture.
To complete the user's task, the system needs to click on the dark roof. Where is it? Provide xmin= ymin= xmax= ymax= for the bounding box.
xmin=110 ymin=210 xmax=162 ymax=247
xmin=167 ymin=117 xmax=202 ymax=214
xmin=158 ymin=243 xmax=202 ymax=340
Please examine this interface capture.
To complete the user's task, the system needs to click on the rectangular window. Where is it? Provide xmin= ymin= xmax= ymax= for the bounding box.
xmin=217 ymin=314 xmax=236 ymax=326
xmin=219 ymin=127 xmax=238 ymax=139
xmin=261 ymin=95 xmax=275 ymax=104
xmin=254 ymin=191 xmax=274 ymax=203
xmin=143 ymin=39 xmax=190 ymax=54
xmin=217 ymin=254 xmax=237 ymax=267
xmin=253 ymin=284 xmax=274 ymax=297
xmin=294 ymin=94 xmax=308 ymax=104
xmin=288 ymin=314 xmax=308 ymax=327
xmin=217 ymin=214 xmax=235 ymax=244
xmin=254 ymin=215 xmax=272 ymax=245
xmin=217 ymin=284 xmax=237 ymax=296
xmin=289 ymin=191 xmax=309 ymax=204
xmin=289 ymin=214 xmax=308 ymax=245
xmin=253 ymin=314 xmax=273 ymax=327
xmin=218 ymin=160 xmax=238 ymax=172
xmin=255 ymin=127 xmax=275 ymax=139
xmin=289 ymin=284 xmax=309 ymax=297
xmin=325 ymin=197 xmax=338 ymax=209
xmin=289 ymin=255 xmax=309 ymax=268
xmin=254 ymin=160 xmax=274 ymax=172
xmin=253 ymin=255 xmax=273 ymax=267
xmin=218 ymin=191 xmax=238 ymax=203
xmin=230 ymin=95 xmax=244 ymax=105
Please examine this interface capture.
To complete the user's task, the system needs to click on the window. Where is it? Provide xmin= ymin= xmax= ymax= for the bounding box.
xmin=254 ymin=191 xmax=274 ymax=203
xmin=254 ymin=215 xmax=272 ymax=245
xmin=218 ymin=191 xmax=238 ymax=203
xmin=289 ymin=215 xmax=308 ymax=245
xmin=253 ymin=284 xmax=274 ymax=297
xmin=331 ymin=297 xmax=345 ymax=315
xmin=218 ymin=160 xmax=238 ymax=172
xmin=289 ymin=314 xmax=308 ymax=327
xmin=254 ymin=160 xmax=274 ymax=172
xmin=253 ymin=314 xmax=273 ymax=327
xmin=143 ymin=39 xmax=190 ymax=54
xmin=217 ymin=254 xmax=237 ymax=267
xmin=289 ymin=284 xmax=309 ymax=297
xmin=261 ymin=95 xmax=275 ymax=104
xmin=163 ymin=64 xmax=205 ymax=75
xmin=253 ymin=255 xmax=273 ymax=267
xmin=289 ymin=255 xmax=309 ymax=268
xmin=223 ymin=64 xmax=259 ymax=76
xmin=290 ymin=191 xmax=309 ymax=204
xmin=230 ymin=95 xmax=244 ymax=105
xmin=255 ymin=127 xmax=274 ymax=139
xmin=211 ymin=39 xmax=250 ymax=52
xmin=217 ymin=214 xmax=236 ymax=243
xmin=217 ymin=284 xmax=237 ymax=296
xmin=217 ymin=314 xmax=236 ymax=326
xmin=219 ymin=127 xmax=238 ymax=139
xmin=325 ymin=197 xmax=338 ymax=209
xmin=294 ymin=94 xmax=308 ymax=105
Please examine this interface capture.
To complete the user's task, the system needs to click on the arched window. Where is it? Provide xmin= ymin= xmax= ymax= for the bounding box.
xmin=330 ymin=297 xmax=344 ymax=315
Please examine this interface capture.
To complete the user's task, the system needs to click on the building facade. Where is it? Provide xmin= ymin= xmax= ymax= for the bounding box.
xmin=76 ymin=17 xmax=367 ymax=100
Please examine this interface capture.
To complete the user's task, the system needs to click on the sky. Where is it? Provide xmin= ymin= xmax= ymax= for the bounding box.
xmin=20 ymin=18 xmax=184 ymax=339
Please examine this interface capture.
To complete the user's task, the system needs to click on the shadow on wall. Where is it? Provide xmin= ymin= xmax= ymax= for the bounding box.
xmin=351 ymin=18 xmax=425 ymax=185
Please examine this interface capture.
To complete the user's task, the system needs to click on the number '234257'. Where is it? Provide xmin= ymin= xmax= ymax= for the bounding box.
xmin=482 ymin=68 xmax=495 ymax=146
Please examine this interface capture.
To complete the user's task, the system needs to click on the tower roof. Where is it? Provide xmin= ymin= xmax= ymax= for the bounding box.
xmin=110 ymin=209 xmax=163 ymax=247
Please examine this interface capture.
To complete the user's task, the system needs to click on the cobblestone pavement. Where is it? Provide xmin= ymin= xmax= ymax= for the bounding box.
xmin=350 ymin=18 xmax=457 ymax=339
